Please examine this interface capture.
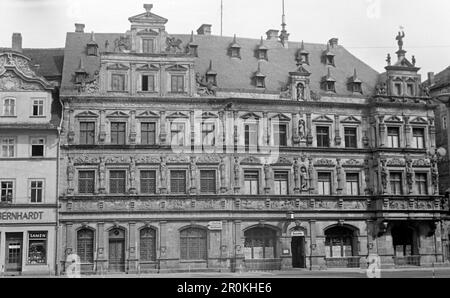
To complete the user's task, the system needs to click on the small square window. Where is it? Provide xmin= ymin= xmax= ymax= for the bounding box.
xmin=31 ymin=138 xmax=45 ymax=157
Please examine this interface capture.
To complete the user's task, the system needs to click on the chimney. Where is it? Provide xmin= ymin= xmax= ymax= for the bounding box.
xmin=428 ymin=72 xmax=435 ymax=85
xmin=266 ymin=29 xmax=279 ymax=41
xmin=75 ymin=23 xmax=85 ymax=33
xmin=12 ymin=33 xmax=22 ymax=53
xmin=197 ymin=24 xmax=212 ymax=35
xmin=329 ymin=38 xmax=339 ymax=48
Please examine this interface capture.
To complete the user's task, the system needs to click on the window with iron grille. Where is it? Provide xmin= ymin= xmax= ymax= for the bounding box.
xmin=78 ymin=171 xmax=95 ymax=194
xmin=415 ymin=173 xmax=428 ymax=195
xmin=1 ymin=138 xmax=15 ymax=158
xmin=140 ymin=228 xmax=156 ymax=262
xmin=318 ymin=172 xmax=332 ymax=195
xmin=30 ymin=180 xmax=43 ymax=203
xmin=346 ymin=173 xmax=360 ymax=196
xmin=110 ymin=170 xmax=126 ymax=194
xmin=141 ymin=75 xmax=155 ymax=92
xmin=390 ymin=172 xmax=403 ymax=195
xmin=274 ymin=171 xmax=289 ymax=195
xmin=77 ymin=229 xmax=94 ymax=263
xmin=180 ymin=228 xmax=207 ymax=260
xmin=387 ymin=127 xmax=400 ymax=148
xmin=32 ymin=99 xmax=44 ymax=116
xmin=412 ymin=128 xmax=425 ymax=149
xmin=316 ymin=126 xmax=330 ymax=148
xmin=141 ymin=122 xmax=156 ymax=145
xmin=200 ymin=170 xmax=216 ymax=194
xmin=111 ymin=74 xmax=125 ymax=91
xmin=344 ymin=127 xmax=357 ymax=148
xmin=80 ymin=122 xmax=95 ymax=145
xmin=171 ymin=75 xmax=184 ymax=93
xmin=140 ymin=170 xmax=156 ymax=194
xmin=274 ymin=124 xmax=288 ymax=147
xmin=244 ymin=171 xmax=259 ymax=195
xmin=170 ymin=170 xmax=186 ymax=194
xmin=111 ymin=122 xmax=126 ymax=145
xmin=1 ymin=181 xmax=13 ymax=203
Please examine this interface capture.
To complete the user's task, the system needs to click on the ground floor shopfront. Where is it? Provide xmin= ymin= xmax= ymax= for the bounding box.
xmin=59 ymin=217 xmax=447 ymax=274
xmin=0 ymin=208 xmax=57 ymax=275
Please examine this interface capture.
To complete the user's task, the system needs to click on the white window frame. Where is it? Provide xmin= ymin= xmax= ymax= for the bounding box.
xmin=411 ymin=126 xmax=426 ymax=149
xmin=2 ymin=98 xmax=16 ymax=117
xmin=30 ymin=137 xmax=46 ymax=158
xmin=31 ymin=98 xmax=45 ymax=117
xmin=387 ymin=126 xmax=401 ymax=148
xmin=345 ymin=172 xmax=360 ymax=196
xmin=29 ymin=179 xmax=45 ymax=204
xmin=1 ymin=137 xmax=16 ymax=158
xmin=0 ymin=179 xmax=15 ymax=203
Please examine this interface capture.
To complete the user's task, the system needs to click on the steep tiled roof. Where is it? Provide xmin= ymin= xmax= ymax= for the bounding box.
xmin=61 ymin=32 xmax=380 ymax=96
xmin=429 ymin=66 xmax=450 ymax=90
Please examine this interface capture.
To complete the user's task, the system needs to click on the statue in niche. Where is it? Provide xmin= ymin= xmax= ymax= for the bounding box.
xmin=293 ymin=158 xmax=299 ymax=188
xmin=296 ymin=83 xmax=305 ymax=101
xmin=298 ymin=119 xmax=306 ymax=140
xmin=160 ymin=156 xmax=167 ymax=188
xmin=300 ymin=166 xmax=309 ymax=191
xmin=129 ymin=157 xmax=137 ymax=192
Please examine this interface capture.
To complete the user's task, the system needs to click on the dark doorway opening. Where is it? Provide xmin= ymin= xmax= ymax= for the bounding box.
xmin=291 ymin=236 xmax=306 ymax=268
xmin=6 ymin=233 xmax=23 ymax=273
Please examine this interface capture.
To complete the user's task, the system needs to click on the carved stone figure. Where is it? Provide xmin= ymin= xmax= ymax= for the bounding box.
xmin=380 ymin=159 xmax=388 ymax=194
xmin=67 ymin=157 xmax=75 ymax=194
xmin=431 ymin=154 xmax=439 ymax=194
xmin=190 ymin=156 xmax=197 ymax=191
xmin=234 ymin=156 xmax=240 ymax=185
xmin=376 ymin=83 xmax=387 ymax=95
xmin=298 ymin=119 xmax=306 ymax=140
xmin=386 ymin=54 xmax=391 ymax=66
xmin=296 ymin=83 xmax=305 ymax=101
xmin=99 ymin=157 xmax=106 ymax=193
xmin=293 ymin=158 xmax=300 ymax=190
xmin=129 ymin=157 xmax=137 ymax=193
xmin=396 ymin=31 xmax=405 ymax=50
xmin=166 ymin=37 xmax=183 ymax=53
xmin=160 ymin=156 xmax=167 ymax=191
xmin=195 ymin=72 xmax=217 ymax=96
xmin=406 ymin=157 xmax=414 ymax=194
xmin=114 ymin=35 xmax=131 ymax=53
xmin=219 ymin=156 xmax=226 ymax=191
xmin=300 ymin=166 xmax=309 ymax=191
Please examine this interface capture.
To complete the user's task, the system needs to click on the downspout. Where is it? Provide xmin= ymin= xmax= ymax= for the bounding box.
xmin=55 ymin=93 xmax=65 ymax=276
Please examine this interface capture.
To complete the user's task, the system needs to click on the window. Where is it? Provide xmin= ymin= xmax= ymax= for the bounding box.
xmin=300 ymin=53 xmax=309 ymax=65
xmin=141 ymin=122 xmax=156 ymax=145
xmin=392 ymin=226 xmax=415 ymax=257
xmin=171 ymin=123 xmax=185 ymax=146
xmin=344 ymin=127 xmax=357 ymax=148
xmin=80 ymin=122 xmax=95 ymax=145
xmin=32 ymin=99 xmax=44 ymax=116
xmin=141 ymin=75 xmax=155 ymax=92
xmin=142 ymin=39 xmax=154 ymax=54
xmin=140 ymin=228 xmax=156 ymax=262
xmin=316 ymin=126 xmax=330 ymax=148
xmin=78 ymin=171 xmax=95 ymax=194
xmin=31 ymin=138 xmax=45 ymax=157
xmin=109 ymin=170 xmax=126 ymax=194
xmin=274 ymin=171 xmax=289 ymax=195
xmin=346 ymin=173 xmax=360 ymax=196
xmin=3 ymin=98 xmax=15 ymax=116
xmin=200 ymin=170 xmax=216 ymax=194
xmin=27 ymin=232 xmax=47 ymax=265
xmin=171 ymin=75 xmax=184 ymax=93
xmin=324 ymin=81 xmax=335 ymax=92
xmin=140 ymin=170 xmax=156 ymax=194
xmin=387 ymin=127 xmax=400 ymax=148
xmin=180 ymin=228 xmax=207 ymax=260
xmin=352 ymin=82 xmax=362 ymax=93
xmin=244 ymin=228 xmax=276 ymax=259
xmin=394 ymin=83 xmax=402 ymax=96
xmin=255 ymin=77 xmax=265 ymax=88
xmin=1 ymin=138 xmax=15 ymax=157
xmin=390 ymin=172 xmax=403 ymax=195
xmin=274 ymin=124 xmax=288 ymax=147
xmin=111 ymin=74 xmax=125 ymax=91
xmin=244 ymin=171 xmax=259 ymax=195
xmin=111 ymin=122 xmax=126 ymax=145
xmin=326 ymin=56 xmax=335 ymax=66
xmin=415 ymin=173 xmax=428 ymax=195
xmin=412 ymin=128 xmax=425 ymax=149
xmin=230 ymin=48 xmax=240 ymax=58
xmin=30 ymin=180 xmax=43 ymax=203
xmin=1 ymin=181 xmax=13 ymax=203
xmin=257 ymin=50 xmax=267 ymax=60
xmin=245 ymin=123 xmax=258 ymax=149
xmin=325 ymin=227 xmax=354 ymax=258
xmin=318 ymin=173 xmax=332 ymax=195
xmin=77 ymin=229 xmax=94 ymax=263
xmin=407 ymin=84 xmax=414 ymax=96
xmin=170 ymin=170 xmax=186 ymax=194
xmin=87 ymin=45 xmax=97 ymax=56
xmin=202 ymin=123 xmax=215 ymax=147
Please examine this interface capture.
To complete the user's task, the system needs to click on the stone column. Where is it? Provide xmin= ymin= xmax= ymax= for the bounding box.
xmin=292 ymin=113 xmax=300 ymax=145
xmin=160 ymin=111 xmax=167 ymax=145
xmin=378 ymin=116 xmax=386 ymax=148
xmin=129 ymin=110 xmax=137 ymax=144
xmin=233 ymin=220 xmax=244 ymax=272
xmin=62 ymin=106 xmax=71 ymax=145
xmin=99 ymin=110 xmax=107 ymax=144
xmin=361 ymin=116 xmax=370 ymax=148
xmin=96 ymin=222 xmax=106 ymax=274
xmin=308 ymin=158 xmax=316 ymax=194
xmin=404 ymin=116 xmax=411 ymax=148
xmin=190 ymin=110 xmax=195 ymax=148
xmin=128 ymin=222 xmax=138 ymax=273
xmin=219 ymin=111 xmax=225 ymax=150
xmin=264 ymin=164 xmax=271 ymax=194
xmin=220 ymin=156 xmax=228 ymax=193
xmin=293 ymin=158 xmax=300 ymax=194
xmin=309 ymin=220 xmax=319 ymax=270
xmin=233 ymin=111 xmax=239 ymax=149
xmin=159 ymin=221 xmax=168 ymax=270
xmin=263 ymin=112 xmax=269 ymax=146
xmin=429 ymin=118 xmax=436 ymax=151
xmin=334 ymin=115 xmax=341 ymax=146
xmin=336 ymin=159 xmax=344 ymax=195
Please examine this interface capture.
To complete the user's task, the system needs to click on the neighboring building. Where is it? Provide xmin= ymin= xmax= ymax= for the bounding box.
xmin=0 ymin=34 xmax=63 ymax=275
xmin=427 ymin=67 xmax=450 ymax=262
xmin=57 ymin=4 xmax=446 ymax=274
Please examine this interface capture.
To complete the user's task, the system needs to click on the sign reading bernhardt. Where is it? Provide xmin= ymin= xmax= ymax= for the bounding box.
xmin=0 ymin=209 xmax=55 ymax=223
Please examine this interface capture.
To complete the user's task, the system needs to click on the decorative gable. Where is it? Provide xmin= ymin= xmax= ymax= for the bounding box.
xmin=270 ymin=113 xmax=291 ymax=121
xmin=385 ymin=115 xmax=403 ymax=123
xmin=410 ymin=117 xmax=428 ymax=125
xmin=240 ymin=156 xmax=261 ymax=165
xmin=137 ymin=28 xmax=159 ymax=36
xmin=107 ymin=111 xmax=129 ymax=118
xmin=341 ymin=116 xmax=361 ymax=124
xmin=166 ymin=64 xmax=188 ymax=72
xmin=128 ymin=4 xmax=168 ymax=26
xmin=136 ymin=64 xmax=159 ymax=71
xmin=75 ymin=111 xmax=99 ymax=118
xmin=201 ymin=112 xmax=218 ymax=119
xmin=272 ymin=156 xmax=292 ymax=166
xmin=167 ymin=111 xmax=189 ymax=119
xmin=313 ymin=115 xmax=333 ymax=123
xmin=241 ymin=112 xmax=260 ymax=120
xmin=137 ymin=111 xmax=159 ymax=118
xmin=107 ymin=63 xmax=129 ymax=71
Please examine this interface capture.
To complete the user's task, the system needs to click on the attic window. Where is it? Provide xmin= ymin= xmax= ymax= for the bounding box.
xmin=324 ymin=81 xmax=335 ymax=92
xmin=230 ymin=47 xmax=241 ymax=58
xmin=394 ymin=83 xmax=402 ymax=96
xmin=188 ymin=44 xmax=198 ymax=57
xmin=352 ymin=82 xmax=362 ymax=93
xmin=142 ymin=39 xmax=154 ymax=54
xmin=256 ymin=77 xmax=265 ymax=88
xmin=87 ymin=45 xmax=98 ymax=56
xmin=257 ymin=49 xmax=268 ymax=61
xmin=300 ymin=53 xmax=309 ymax=65
xmin=406 ymin=83 xmax=415 ymax=96
xmin=326 ymin=55 xmax=335 ymax=66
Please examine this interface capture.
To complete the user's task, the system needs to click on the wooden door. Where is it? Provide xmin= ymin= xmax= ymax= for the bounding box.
xmin=5 ymin=233 xmax=23 ymax=272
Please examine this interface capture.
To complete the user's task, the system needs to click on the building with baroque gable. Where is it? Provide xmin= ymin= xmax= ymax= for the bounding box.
xmin=57 ymin=4 xmax=447 ymax=274
xmin=0 ymin=33 xmax=63 ymax=275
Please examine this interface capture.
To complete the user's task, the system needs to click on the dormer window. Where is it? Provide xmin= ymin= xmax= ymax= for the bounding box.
xmin=187 ymin=31 xmax=198 ymax=57
xmin=394 ymin=83 xmax=402 ymax=96
xmin=324 ymin=44 xmax=335 ymax=66
xmin=324 ymin=81 xmax=335 ymax=92
xmin=326 ymin=55 xmax=335 ymax=66
xmin=348 ymin=69 xmax=363 ymax=94
xmin=352 ymin=82 xmax=362 ymax=93
xmin=229 ymin=34 xmax=241 ymax=59
xmin=406 ymin=83 xmax=415 ymax=96
xmin=296 ymin=41 xmax=310 ymax=65
xmin=256 ymin=37 xmax=268 ymax=61
xmin=322 ymin=68 xmax=336 ymax=92
xmin=254 ymin=63 xmax=266 ymax=88
xmin=86 ymin=32 xmax=98 ymax=56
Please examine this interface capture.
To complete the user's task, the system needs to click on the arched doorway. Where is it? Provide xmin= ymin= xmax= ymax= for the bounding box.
xmin=392 ymin=225 xmax=419 ymax=266
xmin=108 ymin=228 xmax=126 ymax=272
xmin=324 ymin=226 xmax=359 ymax=268
xmin=290 ymin=228 xmax=306 ymax=268
xmin=244 ymin=227 xmax=280 ymax=270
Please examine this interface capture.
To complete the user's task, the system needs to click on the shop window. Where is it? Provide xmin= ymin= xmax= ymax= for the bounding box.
xmin=244 ymin=227 xmax=277 ymax=259
xmin=28 ymin=232 xmax=47 ymax=265
xmin=325 ymin=226 xmax=355 ymax=258
xmin=140 ymin=228 xmax=156 ymax=262
xmin=392 ymin=226 xmax=415 ymax=257
xmin=77 ymin=229 xmax=94 ymax=263
xmin=180 ymin=227 xmax=207 ymax=260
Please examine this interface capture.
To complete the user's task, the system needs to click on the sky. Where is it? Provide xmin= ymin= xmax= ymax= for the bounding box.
xmin=1 ymin=0 xmax=450 ymax=77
